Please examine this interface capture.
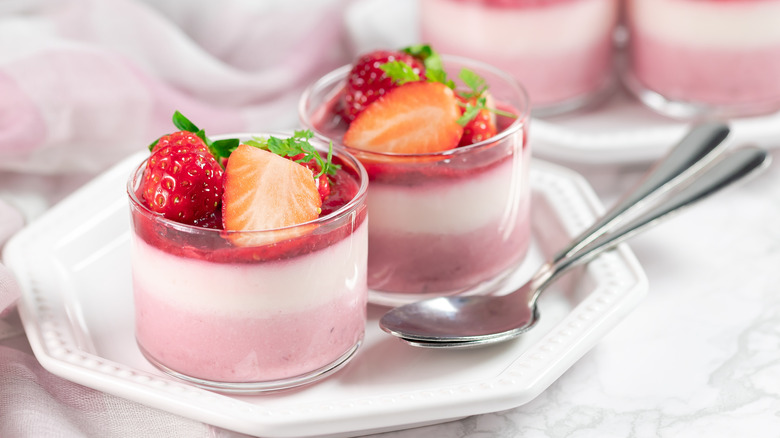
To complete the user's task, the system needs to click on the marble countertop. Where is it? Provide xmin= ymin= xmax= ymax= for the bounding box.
xmin=364 ymin=148 xmax=780 ymax=438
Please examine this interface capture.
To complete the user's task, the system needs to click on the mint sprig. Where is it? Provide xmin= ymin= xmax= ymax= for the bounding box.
xmin=457 ymin=69 xmax=488 ymax=100
xmin=244 ymin=130 xmax=340 ymax=179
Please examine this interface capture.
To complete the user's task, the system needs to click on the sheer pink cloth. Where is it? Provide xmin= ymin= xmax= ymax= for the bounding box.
xmin=0 ymin=0 xmax=352 ymax=435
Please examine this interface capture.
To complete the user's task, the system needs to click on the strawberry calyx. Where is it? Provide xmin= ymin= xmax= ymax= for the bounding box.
xmin=148 ymin=111 xmax=239 ymax=167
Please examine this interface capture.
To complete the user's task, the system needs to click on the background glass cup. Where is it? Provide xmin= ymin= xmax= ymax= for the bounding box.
xmin=127 ymin=134 xmax=368 ymax=393
xmin=624 ymin=0 xmax=780 ymax=119
xmin=419 ymin=0 xmax=619 ymax=117
xmin=299 ymin=56 xmax=531 ymax=307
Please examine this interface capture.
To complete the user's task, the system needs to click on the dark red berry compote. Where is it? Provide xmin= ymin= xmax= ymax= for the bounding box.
xmin=300 ymin=49 xmax=533 ymax=306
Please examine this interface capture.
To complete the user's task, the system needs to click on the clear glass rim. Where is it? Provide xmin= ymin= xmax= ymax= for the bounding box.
xmin=298 ymin=54 xmax=531 ymax=159
xmin=126 ymin=131 xmax=369 ymax=236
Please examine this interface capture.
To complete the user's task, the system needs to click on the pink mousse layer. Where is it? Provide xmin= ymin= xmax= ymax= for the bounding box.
xmin=630 ymin=36 xmax=780 ymax=106
xmin=132 ymin=226 xmax=367 ymax=383
xmin=135 ymin=286 xmax=365 ymax=382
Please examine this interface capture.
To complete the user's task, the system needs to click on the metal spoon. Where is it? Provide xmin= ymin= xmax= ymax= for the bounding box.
xmin=380 ymin=128 xmax=770 ymax=348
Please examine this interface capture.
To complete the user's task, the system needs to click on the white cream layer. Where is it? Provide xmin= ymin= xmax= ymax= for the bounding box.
xmin=131 ymin=223 xmax=367 ymax=315
xmin=367 ymin=151 xmax=530 ymax=235
xmin=420 ymin=0 xmax=617 ymax=55
xmin=630 ymin=0 xmax=780 ymax=48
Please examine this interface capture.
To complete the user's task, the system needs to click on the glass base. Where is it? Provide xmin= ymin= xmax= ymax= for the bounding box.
xmin=368 ymin=263 xmax=517 ymax=308
xmin=621 ymin=69 xmax=780 ymax=120
xmin=138 ymin=339 xmax=362 ymax=394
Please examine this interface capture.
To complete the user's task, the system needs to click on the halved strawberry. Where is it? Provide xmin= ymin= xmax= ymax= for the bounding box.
xmin=222 ymin=144 xmax=322 ymax=246
xmin=343 ymin=81 xmax=463 ymax=154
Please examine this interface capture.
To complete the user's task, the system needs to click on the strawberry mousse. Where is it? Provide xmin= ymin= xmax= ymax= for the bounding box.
xmin=419 ymin=0 xmax=619 ymax=115
xmin=127 ymin=116 xmax=368 ymax=392
xmin=626 ymin=0 xmax=780 ymax=117
xmin=300 ymin=47 xmax=532 ymax=306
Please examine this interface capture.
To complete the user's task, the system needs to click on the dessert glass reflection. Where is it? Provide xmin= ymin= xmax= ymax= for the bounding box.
xmin=299 ymin=56 xmax=531 ymax=306
xmin=419 ymin=0 xmax=619 ymax=116
xmin=625 ymin=0 xmax=780 ymax=118
xmin=127 ymin=134 xmax=368 ymax=393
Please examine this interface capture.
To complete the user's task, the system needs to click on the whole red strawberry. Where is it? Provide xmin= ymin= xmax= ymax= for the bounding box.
xmin=342 ymin=50 xmax=425 ymax=121
xmin=141 ymin=143 xmax=224 ymax=226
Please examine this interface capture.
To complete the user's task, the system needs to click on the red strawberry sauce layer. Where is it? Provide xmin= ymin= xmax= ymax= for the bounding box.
xmin=130 ymin=156 xmax=366 ymax=264
xmin=313 ymin=93 xmax=527 ymax=185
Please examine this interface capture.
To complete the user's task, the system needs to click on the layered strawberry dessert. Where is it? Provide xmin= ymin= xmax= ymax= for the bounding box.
xmin=627 ymin=0 xmax=780 ymax=115
xmin=300 ymin=45 xmax=531 ymax=305
xmin=127 ymin=113 xmax=368 ymax=391
xmin=419 ymin=0 xmax=619 ymax=114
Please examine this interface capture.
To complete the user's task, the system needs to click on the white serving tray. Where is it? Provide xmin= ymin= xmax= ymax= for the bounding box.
xmin=4 ymin=152 xmax=647 ymax=438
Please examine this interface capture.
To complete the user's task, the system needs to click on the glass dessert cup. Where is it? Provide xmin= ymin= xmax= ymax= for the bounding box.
xmin=624 ymin=0 xmax=780 ymax=119
xmin=127 ymin=134 xmax=369 ymax=394
xmin=299 ymin=56 xmax=532 ymax=307
xmin=419 ymin=0 xmax=619 ymax=117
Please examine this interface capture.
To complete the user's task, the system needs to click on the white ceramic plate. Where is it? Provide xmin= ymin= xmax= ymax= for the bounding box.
xmin=4 ymin=152 xmax=648 ymax=438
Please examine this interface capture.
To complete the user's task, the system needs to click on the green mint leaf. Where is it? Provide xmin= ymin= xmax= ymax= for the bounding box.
xmin=401 ymin=44 xmax=433 ymax=60
xmin=147 ymin=137 xmax=161 ymax=152
xmin=194 ymin=129 xmax=210 ymax=146
xmin=243 ymin=138 xmax=267 ymax=149
xmin=458 ymin=68 xmax=488 ymax=99
xmin=456 ymin=104 xmax=481 ymax=126
xmin=172 ymin=110 xmax=199 ymax=133
xmin=210 ymin=138 xmax=239 ymax=159
xmin=380 ymin=61 xmax=420 ymax=85
xmin=402 ymin=44 xmax=443 ymax=72
xmin=402 ymin=43 xmax=451 ymax=88
xmin=426 ymin=69 xmax=455 ymax=89
xmin=293 ymin=130 xmax=314 ymax=141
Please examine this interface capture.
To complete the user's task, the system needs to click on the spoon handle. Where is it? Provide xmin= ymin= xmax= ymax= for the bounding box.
xmin=535 ymin=146 xmax=770 ymax=297
xmin=552 ymin=121 xmax=730 ymax=264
